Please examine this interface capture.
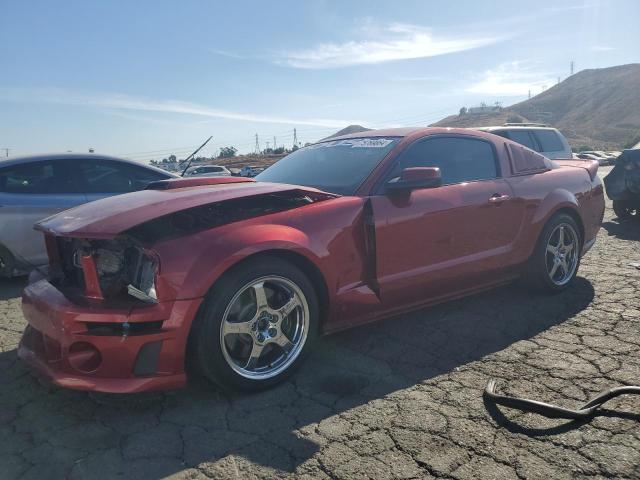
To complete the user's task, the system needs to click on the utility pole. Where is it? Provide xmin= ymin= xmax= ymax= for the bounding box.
xmin=293 ymin=128 xmax=298 ymax=148
xmin=254 ymin=133 xmax=260 ymax=154
xmin=2 ymin=148 xmax=9 ymax=158
xmin=570 ymin=61 xmax=574 ymax=75
xmin=528 ymin=90 xmax=531 ymax=99
xmin=557 ymin=76 xmax=561 ymax=85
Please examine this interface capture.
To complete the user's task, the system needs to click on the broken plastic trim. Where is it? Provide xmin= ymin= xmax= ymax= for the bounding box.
xmin=484 ymin=379 xmax=640 ymax=419
xmin=127 ymin=284 xmax=157 ymax=303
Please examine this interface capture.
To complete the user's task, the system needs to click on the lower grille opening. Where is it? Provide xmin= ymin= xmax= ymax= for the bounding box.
xmin=85 ymin=321 xmax=163 ymax=336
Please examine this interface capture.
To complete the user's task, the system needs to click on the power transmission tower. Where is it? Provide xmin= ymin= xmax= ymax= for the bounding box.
xmin=557 ymin=76 xmax=561 ymax=85
xmin=293 ymin=128 xmax=298 ymax=148
xmin=2 ymin=148 xmax=9 ymax=158
xmin=266 ymin=141 xmax=270 ymax=151
xmin=570 ymin=61 xmax=574 ymax=75
xmin=273 ymin=136 xmax=277 ymax=151
xmin=254 ymin=134 xmax=260 ymax=154
xmin=528 ymin=90 xmax=531 ymax=99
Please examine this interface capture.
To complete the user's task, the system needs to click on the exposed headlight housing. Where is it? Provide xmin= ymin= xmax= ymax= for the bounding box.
xmin=126 ymin=249 xmax=159 ymax=303
xmin=78 ymin=240 xmax=159 ymax=303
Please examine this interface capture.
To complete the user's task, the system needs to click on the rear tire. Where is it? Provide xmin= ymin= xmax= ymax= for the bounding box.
xmin=0 ymin=245 xmax=16 ymax=278
xmin=613 ymin=200 xmax=638 ymax=220
xmin=523 ymin=213 xmax=582 ymax=293
xmin=190 ymin=257 xmax=319 ymax=392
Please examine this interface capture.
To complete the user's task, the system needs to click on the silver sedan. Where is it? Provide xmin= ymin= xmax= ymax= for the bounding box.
xmin=0 ymin=153 xmax=174 ymax=276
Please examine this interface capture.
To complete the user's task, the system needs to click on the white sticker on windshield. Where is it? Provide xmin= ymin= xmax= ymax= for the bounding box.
xmin=309 ymin=138 xmax=394 ymax=149
xmin=343 ymin=138 xmax=394 ymax=148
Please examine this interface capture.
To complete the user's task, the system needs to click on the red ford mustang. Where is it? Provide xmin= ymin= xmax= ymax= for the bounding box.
xmin=19 ymin=128 xmax=605 ymax=393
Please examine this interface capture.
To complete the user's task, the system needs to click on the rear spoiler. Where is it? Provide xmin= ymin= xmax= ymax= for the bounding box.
xmin=554 ymin=159 xmax=599 ymax=181
xmin=146 ymin=176 xmax=255 ymax=191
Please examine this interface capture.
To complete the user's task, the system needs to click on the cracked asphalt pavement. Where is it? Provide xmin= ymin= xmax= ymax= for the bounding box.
xmin=1 ymin=167 xmax=639 ymax=479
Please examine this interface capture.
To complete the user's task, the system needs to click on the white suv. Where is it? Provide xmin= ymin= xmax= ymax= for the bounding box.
xmin=184 ymin=165 xmax=231 ymax=177
xmin=475 ymin=124 xmax=572 ymax=160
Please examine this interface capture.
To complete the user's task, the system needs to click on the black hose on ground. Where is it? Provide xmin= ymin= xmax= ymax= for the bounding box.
xmin=484 ymin=379 xmax=640 ymax=419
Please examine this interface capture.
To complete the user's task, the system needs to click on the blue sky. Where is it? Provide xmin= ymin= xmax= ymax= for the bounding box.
xmin=1 ymin=0 xmax=638 ymax=161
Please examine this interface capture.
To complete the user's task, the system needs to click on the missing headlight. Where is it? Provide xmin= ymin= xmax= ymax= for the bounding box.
xmin=126 ymin=249 xmax=159 ymax=303
xmin=64 ymin=238 xmax=160 ymax=303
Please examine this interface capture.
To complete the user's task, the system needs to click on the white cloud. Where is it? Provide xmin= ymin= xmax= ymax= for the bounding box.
xmin=392 ymin=75 xmax=442 ymax=82
xmin=465 ymin=62 xmax=555 ymax=96
xmin=0 ymin=87 xmax=362 ymax=128
xmin=591 ymin=45 xmax=614 ymax=52
xmin=276 ymin=23 xmax=503 ymax=69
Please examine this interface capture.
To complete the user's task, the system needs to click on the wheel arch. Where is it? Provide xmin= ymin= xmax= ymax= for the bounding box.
xmin=217 ymin=249 xmax=331 ymax=329
xmin=553 ymin=206 xmax=585 ymax=244
xmin=521 ymin=190 xmax=585 ymax=264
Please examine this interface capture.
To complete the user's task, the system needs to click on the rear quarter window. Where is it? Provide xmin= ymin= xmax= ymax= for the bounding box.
xmin=508 ymin=144 xmax=548 ymax=174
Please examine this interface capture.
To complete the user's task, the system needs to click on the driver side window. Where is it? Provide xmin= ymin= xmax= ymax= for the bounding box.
xmin=388 ymin=136 xmax=499 ymax=185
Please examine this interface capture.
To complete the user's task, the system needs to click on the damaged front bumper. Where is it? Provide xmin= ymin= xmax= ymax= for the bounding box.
xmin=19 ymin=277 xmax=202 ymax=393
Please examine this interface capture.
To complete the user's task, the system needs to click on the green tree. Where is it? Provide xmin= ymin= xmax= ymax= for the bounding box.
xmin=459 ymin=107 xmax=467 ymax=116
xmin=218 ymin=146 xmax=238 ymax=158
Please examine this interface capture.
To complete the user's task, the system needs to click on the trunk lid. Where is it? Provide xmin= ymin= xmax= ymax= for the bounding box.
xmin=554 ymin=159 xmax=599 ymax=180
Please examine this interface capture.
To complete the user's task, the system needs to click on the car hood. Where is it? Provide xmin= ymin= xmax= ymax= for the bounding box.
xmin=36 ymin=181 xmax=331 ymax=239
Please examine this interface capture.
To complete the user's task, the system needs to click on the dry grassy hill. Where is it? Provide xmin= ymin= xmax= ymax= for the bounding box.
xmin=321 ymin=124 xmax=372 ymax=140
xmin=432 ymin=63 xmax=640 ymax=149
xmin=214 ymin=153 xmax=287 ymax=170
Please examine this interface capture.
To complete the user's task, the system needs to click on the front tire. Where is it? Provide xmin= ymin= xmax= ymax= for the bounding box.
xmin=523 ymin=213 xmax=582 ymax=292
xmin=190 ymin=257 xmax=319 ymax=391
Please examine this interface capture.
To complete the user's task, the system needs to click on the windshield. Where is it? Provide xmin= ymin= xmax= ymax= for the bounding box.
xmin=256 ymin=137 xmax=399 ymax=195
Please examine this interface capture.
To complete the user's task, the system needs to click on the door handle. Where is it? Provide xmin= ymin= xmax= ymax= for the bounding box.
xmin=488 ymin=193 xmax=510 ymax=204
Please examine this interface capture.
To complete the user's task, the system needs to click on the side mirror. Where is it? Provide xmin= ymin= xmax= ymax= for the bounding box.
xmin=386 ymin=167 xmax=442 ymax=193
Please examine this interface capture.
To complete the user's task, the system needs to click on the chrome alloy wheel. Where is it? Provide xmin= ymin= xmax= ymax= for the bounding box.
xmin=545 ymin=223 xmax=579 ymax=286
xmin=219 ymin=276 xmax=309 ymax=380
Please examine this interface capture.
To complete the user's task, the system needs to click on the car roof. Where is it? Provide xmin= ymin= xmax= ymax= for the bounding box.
xmin=324 ymin=127 xmax=511 ymax=147
xmin=475 ymin=125 xmax=559 ymax=132
xmin=0 ymin=152 xmax=175 ymax=176
xmin=325 ymin=127 xmax=424 ymax=141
